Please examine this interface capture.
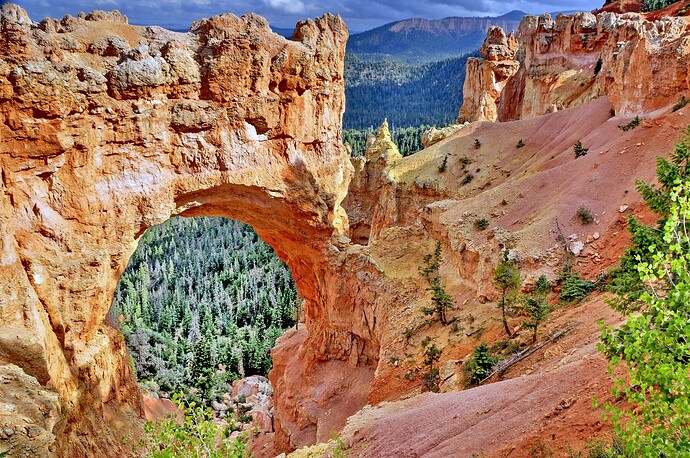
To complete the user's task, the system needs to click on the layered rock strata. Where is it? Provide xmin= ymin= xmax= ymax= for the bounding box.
xmin=460 ymin=11 xmax=690 ymax=121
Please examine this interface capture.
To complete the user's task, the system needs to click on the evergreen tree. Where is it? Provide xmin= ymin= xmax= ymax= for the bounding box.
xmin=190 ymin=336 xmax=215 ymax=404
xmin=494 ymin=250 xmax=521 ymax=338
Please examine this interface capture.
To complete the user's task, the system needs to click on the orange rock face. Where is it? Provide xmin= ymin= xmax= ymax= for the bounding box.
xmin=460 ymin=11 xmax=690 ymax=122
xmin=0 ymin=3 xmax=357 ymax=456
xmin=457 ymin=26 xmax=519 ymax=123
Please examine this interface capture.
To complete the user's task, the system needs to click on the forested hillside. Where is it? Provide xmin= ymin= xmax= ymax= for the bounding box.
xmin=344 ymin=53 xmax=472 ymax=130
xmin=346 ymin=11 xmax=523 ymax=63
xmin=109 ymin=217 xmax=298 ymax=404
xmin=344 ymin=125 xmax=432 ymax=157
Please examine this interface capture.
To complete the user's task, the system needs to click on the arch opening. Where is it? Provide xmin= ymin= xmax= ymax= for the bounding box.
xmin=108 ymin=216 xmax=301 ymax=414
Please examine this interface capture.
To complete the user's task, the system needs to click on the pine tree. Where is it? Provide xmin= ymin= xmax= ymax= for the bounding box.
xmin=420 ymin=241 xmax=455 ymax=325
xmin=190 ymin=336 xmax=215 ymax=405
xmin=494 ymin=250 xmax=521 ymax=338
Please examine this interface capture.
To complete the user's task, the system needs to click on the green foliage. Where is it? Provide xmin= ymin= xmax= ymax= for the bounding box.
xmin=494 ymin=250 xmax=521 ymax=337
xmin=464 ymin=343 xmax=497 ymax=385
xmin=558 ymin=273 xmax=596 ymax=303
xmin=344 ymin=53 xmax=471 ymax=130
xmin=459 ymin=156 xmax=471 ymax=166
xmin=136 ymin=393 xmax=249 ymax=458
xmin=420 ymin=242 xmax=455 ymax=325
xmin=672 ymin=95 xmax=689 ymax=112
xmin=618 ymin=116 xmax=641 ymax=132
xmin=594 ymin=58 xmax=603 ymax=76
xmin=520 ymin=275 xmax=552 ymax=343
xmin=110 ymin=217 xmax=298 ymax=405
xmin=576 ymin=206 xmax=594 ymax=224
xmin=474 ymin=138 xmax=482 ymax=149
xmin=438 ymin=155 xmax=449 ymax=173
xmin=489 ymin=338 xmax=520 ymax=358
xmin=474 ymin=218 xmax=489 ymax=231
xmin=608 ymin=126 xmax=690 ymax=312
xmin=190 ymin=337 xmax=215 ymax=403
xmin=574 ymin=141 xmax=589 ymax=158
xmin=421 ymin=341 xmax=442 ymax=392
xmin=641 ymin=0 xmax=674 ymax=12
xmin=516 ymin=139 xmax=525 ymax=148
xmin=636 ymin=127 xmax=690 ymax=218
xmin=462 ymin=173 xmax=474 ymax=185
xmin=600 ymin=180 xmax=690 ymax=456
xmin=330 ymin=432 xmax=350 ymax=458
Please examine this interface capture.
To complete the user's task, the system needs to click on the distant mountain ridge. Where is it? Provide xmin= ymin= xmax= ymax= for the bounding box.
xmin=347 ymin=10 xmax=525 ymax=63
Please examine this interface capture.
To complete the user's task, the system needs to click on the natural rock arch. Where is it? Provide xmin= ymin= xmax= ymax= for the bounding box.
xmin=0 ymin=5 xmax=381 ymax=456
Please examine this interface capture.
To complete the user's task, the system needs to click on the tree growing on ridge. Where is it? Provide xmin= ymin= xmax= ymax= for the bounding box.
xmin=494 ymin=249 xmax=521 ymax=338
xmin=521 ymin=275 xmax=551 ymax=343
xmin=420 ymin=241 xmax=455 ymax=325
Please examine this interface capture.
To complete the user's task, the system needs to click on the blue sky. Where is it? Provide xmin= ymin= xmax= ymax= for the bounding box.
xmin=4 ymin=0 xmax=603 ymax=32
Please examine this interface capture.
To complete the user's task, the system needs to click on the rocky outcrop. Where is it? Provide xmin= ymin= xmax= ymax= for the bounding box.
xmin=0 ymin=3 xmax=356 ymax=456
xmin=458 ymin=26 xmax=519 ymax=122
xmin=421 ymin=123 xmax=468 ymax=148
xmin=460 ymin=10 xmax=690 ymax=122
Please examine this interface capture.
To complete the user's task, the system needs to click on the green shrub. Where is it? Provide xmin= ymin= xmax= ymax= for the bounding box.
xmin=465 ymin=343 xmax=497 ymax=385
xmin=462 ymin=173 xmax=474 ymax=185
xmin=520 ymin=275 xmax=552 ymax=343
xmin=490 ymin=338 xmax=520 ymax=358
xmin=574 ymin=141 xmax=589 ymax=158
xmin=494 ymin=249 xmax=521 ymax=337
xmin=601 ymin=178 xmax=690 ymax=455
xmin=576 ymin=206 xmax=594 ymax=224
xmin=136 ymin=393 xmax=249 ymax=458
xmin=421 ymin=341 xmax=442 ymax=392
xmin=459 ymin=156 xmax=471 ymax=166
xmin=528 ymin=440 xmax=554 ymax=458
xmin=641 ymin=0 xmax=674 ymax=11
xmin=673 ymin=95 xmax=689 ymax=112
xmin=559 ymin=273 xmax=596 ymax=302
xmin=516 ymin=139 xmax=525 ymax=148
xmin=474 ymin=218 xmax=489 ymax=231
xmin=331 ymin=432 xmax=350 ymax=458
xmin=618 ymin=116 xmax=641 ymax=132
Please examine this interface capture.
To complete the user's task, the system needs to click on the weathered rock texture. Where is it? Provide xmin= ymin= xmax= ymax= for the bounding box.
xmin=0 ymin=3 xmax=360 ymax=456
xmin=457 ymin=26 xmax=519 ymax=122
xmin=460 ymin=11 xmax=690 ymax=122
xmin=4 ymin=2 xmax=690 ymax=458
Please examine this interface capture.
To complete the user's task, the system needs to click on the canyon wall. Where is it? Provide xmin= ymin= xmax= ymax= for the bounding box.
xmin=3 ymin=2 xmax=690 ymax=457
xmin=0 ymin=4 xmax=372 ymax=455
xmin=460 ymin=10 xmax=690 ymax=122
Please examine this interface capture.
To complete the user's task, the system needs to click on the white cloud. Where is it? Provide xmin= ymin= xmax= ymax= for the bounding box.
xmin=262 ymin=0 xmax=305 ymax=14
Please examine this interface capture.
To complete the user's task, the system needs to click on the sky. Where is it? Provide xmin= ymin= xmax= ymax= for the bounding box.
xmin=3 ymin=0 xmax=603 ymax=33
